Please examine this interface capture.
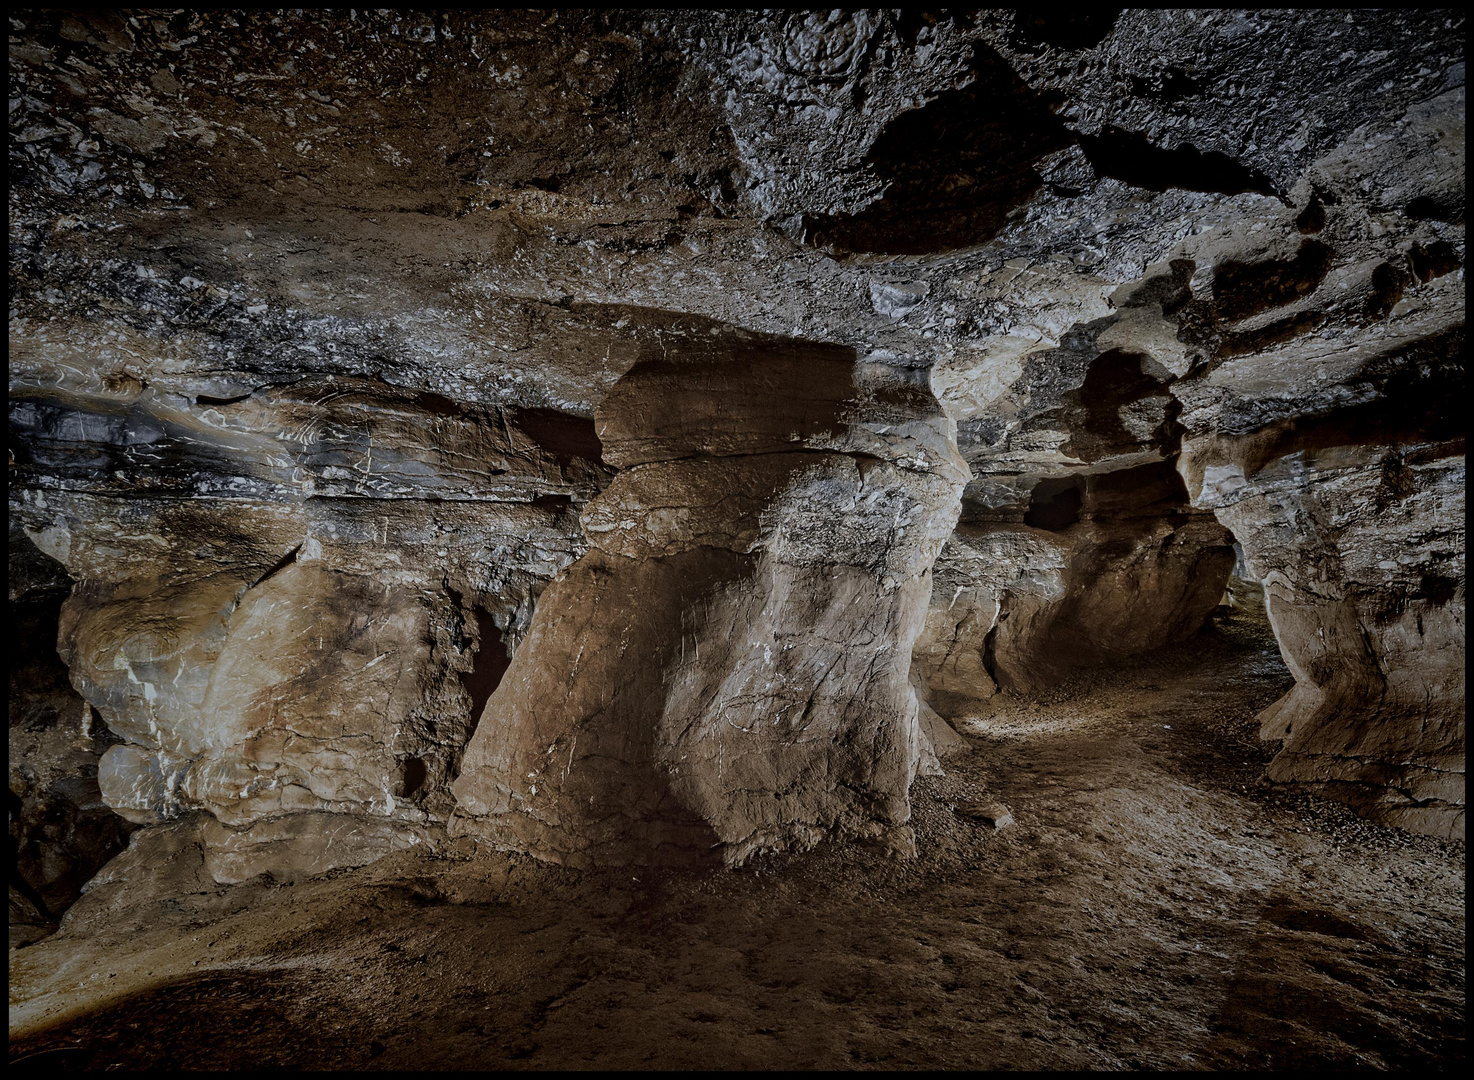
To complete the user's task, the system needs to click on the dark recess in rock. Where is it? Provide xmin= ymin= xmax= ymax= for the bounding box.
xmin=1212 ymin=240 xmax=1333 ymax=322
xmin=1364 ymin=259 xmax=1409 ymax=320
xmin=1296 ymin=192 xmax=1328 ymax=234
xmin=805 ymin=45 xmax=1072 ymax=255
xmin=460 ymin=608 xmax=512 ymax=739
xmin=1025 ymin=477 xmax=1084 ymax=531
xmin=1419 ymin=574 xmax=1461 ymax=607
xmin=1086 ymin=460 xmax=1196 ymax=519
xmin=398 ymin=757 xmax=429 ymax=799
xmin=1078 ymin=127 xmax=1279 ymax=200
xmin=1061 ymin=349 xmax=1175 ymax=462
xmin=510 ymin=408 xmax=604 ymax=465
xmin=1219 ymin=311 xmax=1329 ymax=358
xmin=1408 ymin=240 xmax=1462 ymax=283
xmin=1405 ymin=193 xmax=1465 ymax=224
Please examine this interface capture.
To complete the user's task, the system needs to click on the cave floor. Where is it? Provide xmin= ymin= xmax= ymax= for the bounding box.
xmin=9 ymin=588 xmax=1465 ymax=1071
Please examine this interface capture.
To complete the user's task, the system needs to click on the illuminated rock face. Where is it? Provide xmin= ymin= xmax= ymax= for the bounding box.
xmin=12 ymin=383 xmax=599 ymax=870
xmin=451 ymin=340 xmax=968 ymax=865
xmin=7 ymin=7 xmax=1464 ymax=901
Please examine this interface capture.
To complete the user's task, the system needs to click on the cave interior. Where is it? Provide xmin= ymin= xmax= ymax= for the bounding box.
xmin=7 ymin=8 xmax=1466 ymax=1072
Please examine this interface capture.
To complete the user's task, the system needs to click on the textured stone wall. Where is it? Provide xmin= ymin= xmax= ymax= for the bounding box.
xmin=451 ymin=334 xmax=967 ymax=865
xmin=8 ymin=8 xmax=1464 ymax=904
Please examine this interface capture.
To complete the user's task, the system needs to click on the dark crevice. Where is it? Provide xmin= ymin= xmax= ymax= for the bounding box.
xmin=1212 ymin=239 xmax=1333 ymax=322
xmin=1078 ymin=126 xmax=1279 ymax=198
xmin=460 ymin=606 xmax=511 ymax=737
xmin=1219 ymin=310 xmax=1329 ymax=357
xmin=9 ymin=787 xmax=57 ymax=924
xmin=595 ymin=343 xmax=862 ymax=467
xmin=1024 ymin=477 xmax=1083 ymax=531
xmin=1083 ymin=460 xmax=1193 ymax=520
xmin=194 ymin=392 xmax=253 ymax=407
xmin=980 ymin=615 xmax=1002 ymax=687
xmin=893 ymin=10 xmax=940 ymax=47
xmin=246 ymin=544 xmax=301 ymax=591
xmin=1418 ymin=574 xmax=1461 ymax=607
xmin=410 ymin=390 xmax=465 ymax=418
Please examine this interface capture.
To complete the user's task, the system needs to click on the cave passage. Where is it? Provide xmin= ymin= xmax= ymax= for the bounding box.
xmin=6 ymin=8 xmax=1463 ymax=1074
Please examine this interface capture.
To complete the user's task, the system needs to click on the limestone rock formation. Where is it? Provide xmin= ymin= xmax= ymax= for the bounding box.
xmin=12 ymin=384 xmax=596 ymax=833
xmin=7 ymin=6 xmax=1464 ymax=910
xmin=451 ymin=336 xmax=967 ymax=864
xmin=915 ymin=463 xmax=1236 ymax=712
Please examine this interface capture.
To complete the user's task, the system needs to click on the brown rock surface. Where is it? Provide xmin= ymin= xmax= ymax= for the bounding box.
xmin=452 ymin=338 xmax=968 ymax=864
xmin=6 ymin=8 xmax=1465 ymax=897
xmin=8 ymin=593 xmax=1464 ymax=1070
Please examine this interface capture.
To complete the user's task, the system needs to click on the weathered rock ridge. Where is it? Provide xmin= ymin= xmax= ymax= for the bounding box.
xmin=8 ymin=8 xmax=1464 ymax=910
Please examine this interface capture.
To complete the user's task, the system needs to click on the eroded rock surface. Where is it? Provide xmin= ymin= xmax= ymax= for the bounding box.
xmin=11 ymin=387 xmax=595 ymax=848
xmin=452 ymin=335 xmax=968 ymax=865
xmin=7 ymin=7 xmax=1464 ymax=898
xmin=915 ymin=463 xmax=1235 ymax=712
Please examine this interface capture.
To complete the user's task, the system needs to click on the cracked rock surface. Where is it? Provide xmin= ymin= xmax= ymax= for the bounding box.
xmin=7 ymin=7 xmax=1465 ymax=912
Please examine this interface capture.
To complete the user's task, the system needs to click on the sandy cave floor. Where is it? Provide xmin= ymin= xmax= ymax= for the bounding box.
xmin=8 ymin=585 xmax=1466 ymax=1071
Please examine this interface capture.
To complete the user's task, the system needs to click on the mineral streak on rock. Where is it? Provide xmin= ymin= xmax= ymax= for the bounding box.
xmin=6 ymin=7 xmax=1465 ymax=904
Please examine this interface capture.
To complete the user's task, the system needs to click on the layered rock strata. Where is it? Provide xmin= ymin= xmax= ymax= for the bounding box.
xmin=11 ymin=377 xmax=602 ymax=873
xmin=7 ymin=8 xmax=1465 ymax=896
xmin=452 ymin=336 xmax=968 ymax=865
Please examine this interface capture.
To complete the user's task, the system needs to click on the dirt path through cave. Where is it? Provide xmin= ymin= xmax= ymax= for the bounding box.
xmin=9 ymin=585 xmax=1465 ymax=1071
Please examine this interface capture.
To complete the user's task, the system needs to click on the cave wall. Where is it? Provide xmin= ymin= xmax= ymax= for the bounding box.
xmin=7 ymin=8 xmax=1464 ymax=894
xmin=451 ymin=337 xmax=967 ymax=865
xmin=9 ymin=529 xmax=135 ymax=943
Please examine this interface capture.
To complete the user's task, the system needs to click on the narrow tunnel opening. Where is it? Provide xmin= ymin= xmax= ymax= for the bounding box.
xmin=1077 ymin=126 xmax=1279 ymax=198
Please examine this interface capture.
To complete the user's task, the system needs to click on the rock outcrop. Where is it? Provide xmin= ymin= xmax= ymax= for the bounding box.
xmin=7 ymin=6 xmax=1464 ymax=911
xmin=915 ymin=464 xmax=1236 ymax=712
xmin=11 ymin=379 xmax=598 ymax=867
xmin=452 ymin=333 xmax=967 ymax=865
